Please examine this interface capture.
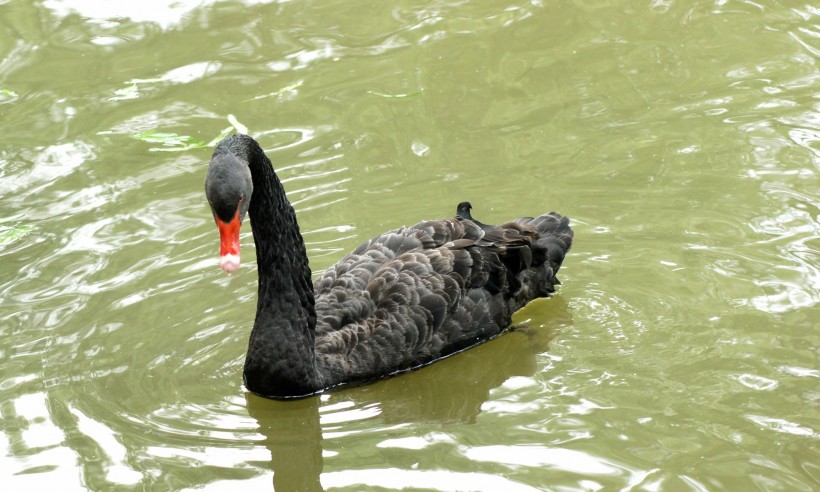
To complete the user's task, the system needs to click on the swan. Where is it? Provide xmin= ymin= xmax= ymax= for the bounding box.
xmin=204 ymin=134 xmax=573 ymax=399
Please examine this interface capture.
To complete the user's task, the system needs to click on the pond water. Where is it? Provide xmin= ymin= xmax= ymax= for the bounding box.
xmin=1 ymin=0 xmax=817 ymax=490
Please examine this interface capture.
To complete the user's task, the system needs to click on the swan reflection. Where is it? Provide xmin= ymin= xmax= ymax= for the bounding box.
xmin=247 ymin=296 xmax=569 ymax=490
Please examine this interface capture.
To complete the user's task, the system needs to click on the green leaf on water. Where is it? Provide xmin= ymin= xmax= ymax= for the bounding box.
xmin=0 ymin=224 xmax=33 ymax=245
xmin=135 ymin=115 xmax=250 ymax=152
xmin=133 ymin=131 xmax=206 ymax=152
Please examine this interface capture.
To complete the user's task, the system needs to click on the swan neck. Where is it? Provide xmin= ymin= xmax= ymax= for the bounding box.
xmin=222 ymin=134 xmax=321 ymax=397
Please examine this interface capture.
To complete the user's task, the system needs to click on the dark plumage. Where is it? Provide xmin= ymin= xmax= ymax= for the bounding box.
xmin=204 ymin=134 xmax=574 ymax=399
xmin=456 ymin=201 xmax=482 ymax=226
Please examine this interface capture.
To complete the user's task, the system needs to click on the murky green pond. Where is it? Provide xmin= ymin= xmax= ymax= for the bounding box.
xmin=1 ymin=0 xmax=818 ymax=490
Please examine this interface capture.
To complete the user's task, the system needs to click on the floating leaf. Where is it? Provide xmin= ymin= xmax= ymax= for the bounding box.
xmin=135 ymin=116 xmax=250 ymax=152
xmin=0 ymin=224 xmax=33 ymax=245
xmin=133 ymin=131 xmax=206 ymax=152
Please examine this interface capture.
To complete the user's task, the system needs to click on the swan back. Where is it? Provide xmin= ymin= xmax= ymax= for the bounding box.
xmin=311 ymin=209 xmax=572 ymax=387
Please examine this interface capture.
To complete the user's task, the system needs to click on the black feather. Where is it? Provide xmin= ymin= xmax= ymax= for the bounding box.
xmin=204 ymin=135 xmax=574 ymax=399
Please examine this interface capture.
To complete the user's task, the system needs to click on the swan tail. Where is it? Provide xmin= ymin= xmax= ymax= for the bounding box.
xmin=509 ymin=212 xmax=574 ymax=309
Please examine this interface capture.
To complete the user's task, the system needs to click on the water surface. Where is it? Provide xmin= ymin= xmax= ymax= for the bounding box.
xmin=1 ymin=0 xmax=818 ymax=490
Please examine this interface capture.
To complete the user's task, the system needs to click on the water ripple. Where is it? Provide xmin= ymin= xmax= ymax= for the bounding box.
xmin=1 ymin=1 xmax=819 ymax=490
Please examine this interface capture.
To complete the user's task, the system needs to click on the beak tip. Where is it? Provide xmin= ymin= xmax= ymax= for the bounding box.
xmin=220 ymin=254 xmax=240 ymax=274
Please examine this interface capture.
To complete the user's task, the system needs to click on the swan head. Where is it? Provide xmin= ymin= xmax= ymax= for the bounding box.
xmin=205 ymin=152 xmax=253 ymax=274
xmin=456 ymin=201 xmax=473 ymax=220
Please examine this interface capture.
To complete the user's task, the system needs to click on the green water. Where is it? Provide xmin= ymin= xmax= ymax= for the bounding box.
xmin=1 ymin=0 xmax=818 ymax=490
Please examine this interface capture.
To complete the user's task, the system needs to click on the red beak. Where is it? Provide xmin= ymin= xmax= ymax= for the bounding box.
xmin=215 ymin=210 xmax=241 ymax=274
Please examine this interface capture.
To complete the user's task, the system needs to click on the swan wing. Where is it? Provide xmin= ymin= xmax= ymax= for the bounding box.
xmin=311 ymin=212 xmax=572 ymax=386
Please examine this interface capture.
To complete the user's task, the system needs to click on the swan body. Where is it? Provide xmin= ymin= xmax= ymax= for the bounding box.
xmin=205 ymin=134 xmax=573 ymax=399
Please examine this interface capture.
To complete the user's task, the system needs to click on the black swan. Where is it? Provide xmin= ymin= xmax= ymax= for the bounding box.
xmin=204 ymin=134 xmax=573 ymax=399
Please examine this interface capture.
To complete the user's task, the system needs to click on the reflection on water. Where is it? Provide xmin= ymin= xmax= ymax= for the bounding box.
xmin=1 ymin=0 xmax=819 ymax=490
xmin=248 ymin=307 xmax=562 ymax=491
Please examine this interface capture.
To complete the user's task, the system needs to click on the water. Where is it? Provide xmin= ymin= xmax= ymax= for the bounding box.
xmin=1 ymin=0 xmax=818 ymax=490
